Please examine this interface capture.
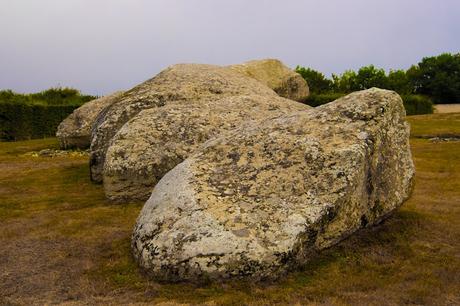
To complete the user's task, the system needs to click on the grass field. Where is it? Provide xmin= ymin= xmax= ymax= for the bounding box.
xmin=1 ymin=113 xmax=459 ymax=305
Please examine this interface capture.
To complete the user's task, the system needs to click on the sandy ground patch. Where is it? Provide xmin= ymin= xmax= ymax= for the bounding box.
xmin=434 ymin=104 xmax=460 ymax=113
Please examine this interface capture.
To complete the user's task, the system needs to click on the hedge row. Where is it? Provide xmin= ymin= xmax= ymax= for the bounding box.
xmin=0 ymin=102 xmax=79 ymax=141
xmin=0 ymin=88 xmax=95 ymax=106
xmin=303 ymin=93 xmax=433 ymax=115
xmin=400 ymin=95 xmax=434 ymax=115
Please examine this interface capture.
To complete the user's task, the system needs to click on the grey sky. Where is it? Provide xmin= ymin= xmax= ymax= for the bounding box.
xmin=1 ymin=0 xmax=459 ymax=95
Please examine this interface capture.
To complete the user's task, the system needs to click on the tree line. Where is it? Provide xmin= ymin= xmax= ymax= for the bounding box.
xmin=296 ymin=53 xmax=460 ymax=104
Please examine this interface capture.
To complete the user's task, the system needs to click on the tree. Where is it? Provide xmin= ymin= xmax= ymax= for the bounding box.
xmin=295 ymin=66 xmax=333 ymax=94
xmin=332 ymin=70 xmax=359 ymax=93
xmin=355 ymin=65 xmax=388 ymax=90
xmin=387 ymin=69 xmax=413 ymax=94
xmin=408 ymin=53 xmax=460 ymax=103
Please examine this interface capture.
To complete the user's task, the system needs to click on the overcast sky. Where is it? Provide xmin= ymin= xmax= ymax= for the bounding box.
xmin=1 ymin=0 xmax=459 ymax=95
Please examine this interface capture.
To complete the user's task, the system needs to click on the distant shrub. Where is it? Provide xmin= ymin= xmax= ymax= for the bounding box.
xmin=0 ymin=90 xmax=30 ymax=104
xmin=295 ymin=66 xmax=333 ymax=94
xmin=401 ymin=95 xmax=433 ymax=115
xmin=0 ymin=88 xmax=96 ymax=141
xmin=29 ymin=87 xmax=95 ymax=106
xmin=0 ymin=87 xmax=96 ymax=106
xmin=303 ymin=93 xmax=346 ymax=107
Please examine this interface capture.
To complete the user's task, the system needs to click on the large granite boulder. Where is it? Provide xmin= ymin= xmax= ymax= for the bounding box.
xmin=132 ymin=88 xmax=415 ymax=282
xmin=56 ymin=91 xmax=123 ymax=149
xmin=103 ymin=95 xmax=309 ymax=202
xmin=229 ymin=59 xmax=309 ymax=102
xmin=90 ymin=61 xmax=307 ymax=184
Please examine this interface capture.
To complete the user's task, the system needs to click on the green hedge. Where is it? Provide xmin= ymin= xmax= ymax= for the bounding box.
xmin=304 ymin=93 xmax=433 ymax=115
xmin=0 ymin=88 xmax=96 ymax=141
xmin=0 ymin=88 xmax=95 ymax=106
xmin=400 ymin=95 xmax=434 ymax=115
xmin=0 ymin=102 xmax=79 ymax=141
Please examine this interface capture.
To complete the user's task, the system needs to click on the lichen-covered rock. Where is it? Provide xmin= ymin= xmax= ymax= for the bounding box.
xmin=132 ymin=88 xmax=415 ymax=282
xmin=90 ymin=61 xmax=308 ymax=182
xmin=89 ymin=63 xmax=282 ymax=183
xmin=229 ymin=59 xmax=309 ymax=102
xmin=103 ymin=95 xmax=309 ymax=202
xmin=56 ymin=91 xmax=123 ymax=149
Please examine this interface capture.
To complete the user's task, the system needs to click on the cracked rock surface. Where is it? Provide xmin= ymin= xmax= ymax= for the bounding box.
xmin=229 ymin=59 xmax=310 ymax=101
xmin=103 ymin=95 xmax=308 ymax=202
xmin=132 ymin=88 xmax=415 ymax=282
xmin=229 ymin=59 xmax=309 ymax=102
xmin=86 ymin=61 xmax=309 ymax=194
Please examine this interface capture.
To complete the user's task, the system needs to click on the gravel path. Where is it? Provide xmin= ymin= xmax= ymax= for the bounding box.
xmin=434 ymin=104 xmax=460 ymax=113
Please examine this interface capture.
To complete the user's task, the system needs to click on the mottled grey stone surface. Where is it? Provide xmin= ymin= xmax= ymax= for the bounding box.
xmin=56 ymin=91 xmax=123 ymax=149
xmin=132 ymin=88 xmax=415 ymax=281
xmin=103 ymin=95 xmax=308 ymax=202
xmin=89 ymin=60 xmax=308 ymax=192
xmin=229 ymin=59 xmax=309 ymax=102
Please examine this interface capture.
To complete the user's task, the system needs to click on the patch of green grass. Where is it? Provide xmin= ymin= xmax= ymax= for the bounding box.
xmin=0 ymin=138 xmax=59 ymax=155
xmin=408 ymin=112 xmax=460 ymax=137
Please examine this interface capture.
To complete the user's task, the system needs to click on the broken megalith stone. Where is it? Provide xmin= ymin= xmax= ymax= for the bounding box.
xmin=229 ymin=59 xmax=310 ymax=102
xmin=132 ymin=88 xmax=415 ymax=282
xmin=56 ymin=91 xmax=123 ymax=149
xmin=103 ymin=94 xmax=309 ymax=202
xmin=89 ymin=60 xmax=309 ymax=190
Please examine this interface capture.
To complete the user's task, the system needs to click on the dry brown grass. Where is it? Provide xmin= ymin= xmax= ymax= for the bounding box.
xmin=1 ymin=113 xmax=459 ymax=305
